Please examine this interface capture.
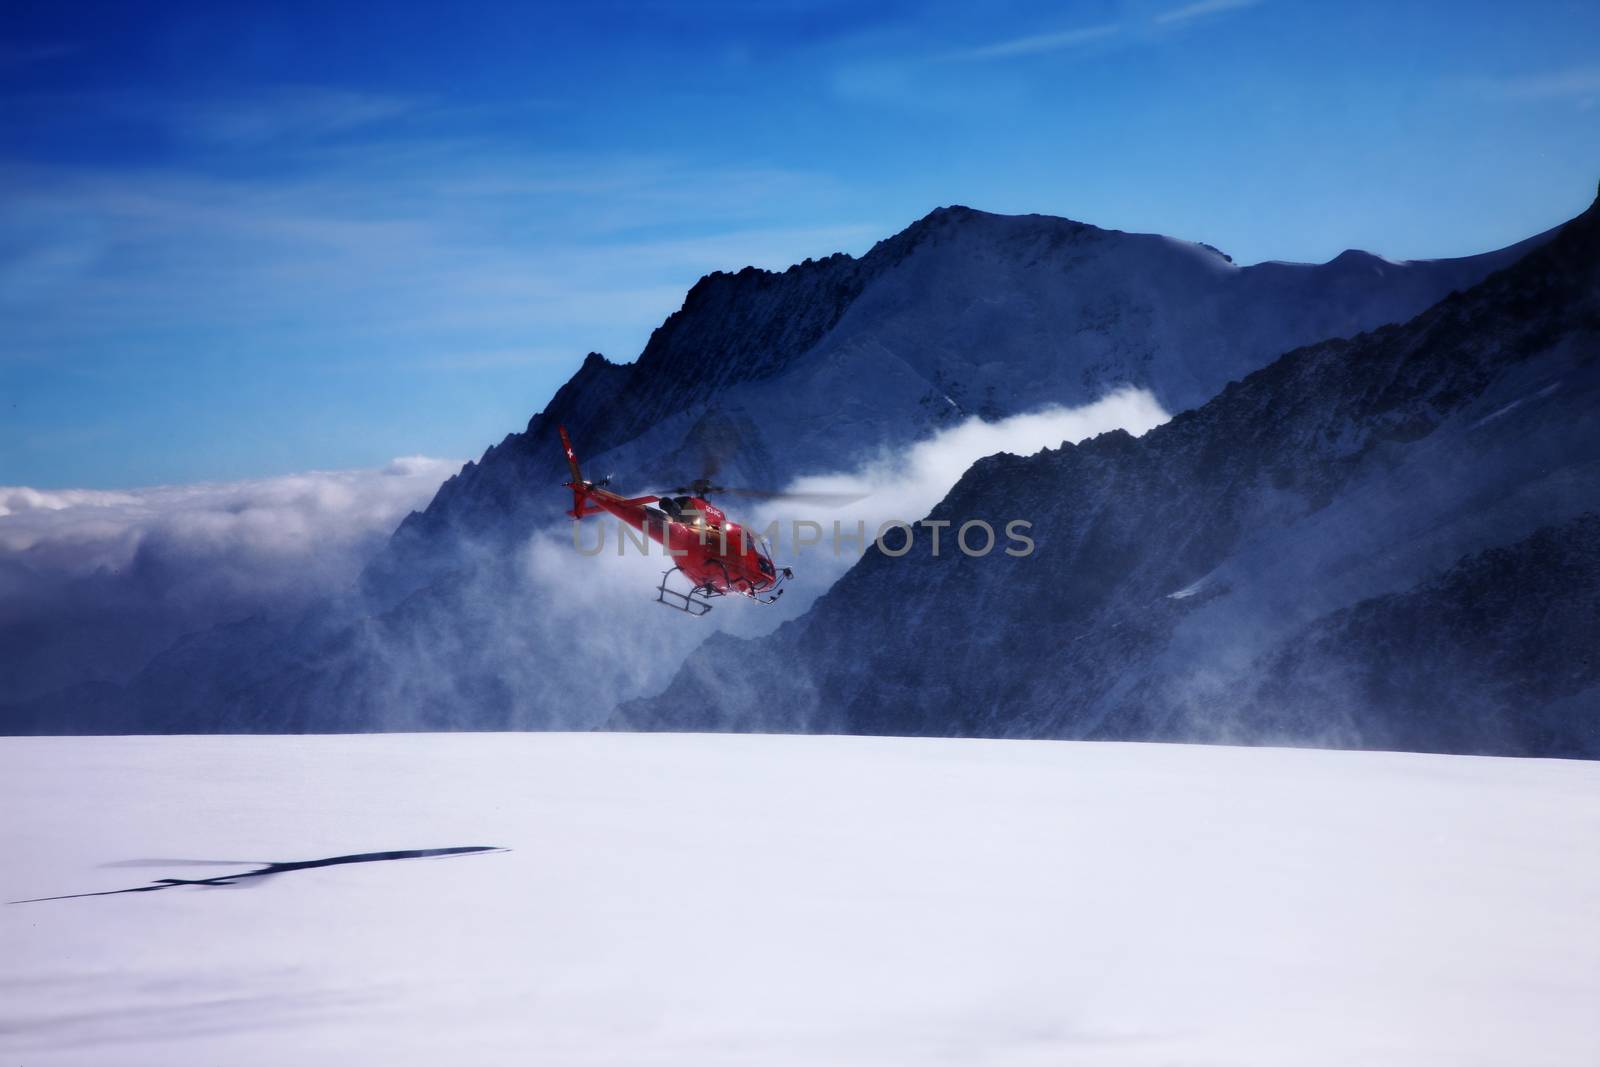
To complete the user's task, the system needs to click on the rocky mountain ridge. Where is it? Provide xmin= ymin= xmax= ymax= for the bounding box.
xmin=613 ymin=194 xmax=1600 ymax=757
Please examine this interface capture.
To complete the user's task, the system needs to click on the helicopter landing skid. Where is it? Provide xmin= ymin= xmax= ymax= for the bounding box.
xmin=656 ymin=567 xmax=719 ymax=617
xmin=753 ymin=566 xmax=794 ymax=606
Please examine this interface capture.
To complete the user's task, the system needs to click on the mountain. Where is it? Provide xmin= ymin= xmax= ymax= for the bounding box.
xmin=614 ymin=194 xmax=1600 ymax=758
xmin=365 ymin=206 xmax=1553 ymax=606
xmin=0 ymin=202 xmax=1567 ymax=735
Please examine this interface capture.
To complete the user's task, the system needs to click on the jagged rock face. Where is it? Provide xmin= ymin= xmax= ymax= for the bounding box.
xmin=616 ymin=199 xmax=1600 ymax=758
xmin=364 ymin=206 xmax=1551 ymax=605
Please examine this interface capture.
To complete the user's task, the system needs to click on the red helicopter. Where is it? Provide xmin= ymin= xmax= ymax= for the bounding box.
xmin=559 ymin=425 xmax=851 ymax=616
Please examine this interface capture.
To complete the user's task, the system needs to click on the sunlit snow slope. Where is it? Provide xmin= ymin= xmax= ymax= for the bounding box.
xmin=3 ymin=734 xmax=1597 ymax=1066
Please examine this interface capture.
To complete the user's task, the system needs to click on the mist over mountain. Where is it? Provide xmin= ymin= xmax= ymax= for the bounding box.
xmin=0 ymin=201 xmax=1572 ymax=737
xmin=615 ymin=195 xmax=1600 ymax=758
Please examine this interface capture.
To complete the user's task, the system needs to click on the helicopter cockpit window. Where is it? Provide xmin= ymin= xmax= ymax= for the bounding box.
xmin=758 ymin=557 xmax=775 ymax=577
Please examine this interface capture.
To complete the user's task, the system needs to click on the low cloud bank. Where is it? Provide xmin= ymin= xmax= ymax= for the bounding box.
xmin=3 ymin=390 xmax=1168 ymax=724
xmin=0 ymin=457 xmax=458 ymax=701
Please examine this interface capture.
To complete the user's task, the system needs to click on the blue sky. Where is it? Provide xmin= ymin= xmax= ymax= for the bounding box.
xmin=2 ymin=0 xmax=1597 ymax=488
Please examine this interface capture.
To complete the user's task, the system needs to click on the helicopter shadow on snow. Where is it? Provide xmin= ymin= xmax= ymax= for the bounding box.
xmin=7 ymin=846 xmax=507 ymax=903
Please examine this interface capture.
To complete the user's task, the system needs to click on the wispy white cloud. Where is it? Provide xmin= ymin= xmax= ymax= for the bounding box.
xmin=0 ymin=42 xmax=80 ymax=70
xmin=412 ymin=346 xmax=583 ymax=372
xmin=953 ymin=23 xmax=1120 ymax=61
xmin=0 ymin=143 xmax=874 ymax=369
xmin=1153 ymin=0 xmax=1263 ymax=26
xmin=871 ymin=0 xmax=1260 ymax=77
xmin=1466 ymin=66 xmax=1600 ymax=102
xmin=0 ymin=80 xmax=877 ymax=443
xmin=162 ymin=86 xmax=420 ymax=145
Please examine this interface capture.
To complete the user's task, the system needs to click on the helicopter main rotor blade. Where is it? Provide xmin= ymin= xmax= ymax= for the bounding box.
xmin=654 ymin=478 xmax=867 ymax=507
xmin=664 ymin=480 xmax=722 ymax=496
xmin=715 ymin=487 xmax=869 ymax=506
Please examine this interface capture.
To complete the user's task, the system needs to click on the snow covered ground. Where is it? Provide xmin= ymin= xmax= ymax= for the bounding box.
xmin=2 ymin=733 xmax=1597 ymax=1066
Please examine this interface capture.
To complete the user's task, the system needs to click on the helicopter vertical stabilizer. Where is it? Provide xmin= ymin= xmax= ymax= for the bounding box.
xmin=558 ymin=425 xmax=583 ymax=483
xmin=558 ymin=425 xmax=603 ymax=518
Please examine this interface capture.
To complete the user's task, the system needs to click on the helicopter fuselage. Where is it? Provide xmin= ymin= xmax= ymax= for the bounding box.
xmin=568 ymin=483 xmax=784 ymax=599
xmin=558 ymin=424 xmax=792 ymax=613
